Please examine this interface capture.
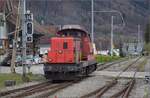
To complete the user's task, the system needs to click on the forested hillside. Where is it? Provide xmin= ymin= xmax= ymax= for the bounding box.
xmin=27 ymin=0 xmax=150 ymax=49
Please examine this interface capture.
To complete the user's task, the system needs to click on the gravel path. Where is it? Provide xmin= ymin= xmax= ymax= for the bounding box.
xmin=0 ymin=64 xmax=44 ymax=74
xmin=49 ymin=76 xmax=110 ymax=98
xmin=145 ymin=57 xmax=150 ymax=72
xmin=0 ymin=81 xmax=41 ymax=92
xmin=103 ymin=58 xmax=137 ymax=72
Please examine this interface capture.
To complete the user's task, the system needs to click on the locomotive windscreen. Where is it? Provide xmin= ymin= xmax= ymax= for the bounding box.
xmin=58 ymin=29 xmax=87 ymax=38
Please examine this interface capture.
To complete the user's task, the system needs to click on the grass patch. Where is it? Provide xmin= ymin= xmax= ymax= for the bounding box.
xmin=144 ymin=43 xmax=150 ymax=54
xmin=0 ymin=73 xmax=45 ymax=88
xmin=144 ymin=87 xmax=149 ymax=98
xmin=27 ymin=73 xmax=46 ymax=81
xmin=138 ymin=58 xmax=148 ymax=72
xmin=0 ymin=73 xmax=23 ymax=88
xmin=96 ymin=55 xmax=121 ymax=63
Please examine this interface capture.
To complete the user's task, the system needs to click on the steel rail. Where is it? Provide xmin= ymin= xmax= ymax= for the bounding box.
xmin=11 ymin=83 xmax=64 ymax=98
xmin=36 ymin=79 xmax=85 ymax=98
xmin=95 ymin=79 xmax=118 ymax=98
xmin=122 ymin=79 xmax=135 ymax=98
xmin=35 ymin=82 xmax=74 ymax=98
xmin=122 ymin=57 xmax=145 ymax=98
xmin=80 ymin=57 xmax=142 ymax=98
xmin=110 ymin=57 xmax=146 ymax=98
xmin=110 ymin=84 xmax=129 ymax=98
xmin=0 ymin=81 xmax=51 ymax=97
xmin=97 ymin=57 xmax=128 ymax=71
xmin=1 ymin=75 xmax=86 ymax=98
xmin=116 ymin=57 xmax=142 ymax=79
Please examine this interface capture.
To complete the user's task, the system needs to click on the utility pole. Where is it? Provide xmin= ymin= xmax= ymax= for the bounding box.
xmin=91 ymin=0 xmax=94 ymax=43
xmin=10 ymin=0 xmax=21 ymax=73
xmin=110 ymin=16 xmax=114 ymax=56
xmin=21 ymin=0 xmax=27 ymax=79
xmin=92 ymin=10 xmax=125 ymax=56
xmin=138 ymin=24 xmax=141 ymax=43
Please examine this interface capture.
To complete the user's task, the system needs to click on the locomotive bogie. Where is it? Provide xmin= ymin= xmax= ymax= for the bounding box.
xmin=44 ymin=60 xmax=97 ymax=80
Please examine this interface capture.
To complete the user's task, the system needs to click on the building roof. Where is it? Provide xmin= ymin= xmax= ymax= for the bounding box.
xmin=39 ymin=35 xmax=50 ymax=45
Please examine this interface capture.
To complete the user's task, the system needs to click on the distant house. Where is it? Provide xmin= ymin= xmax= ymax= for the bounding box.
xmin=97 ymin=50 xmax=109 ymax=55
xmin=122 ymin=42 xmax=144 ymax=56
xmin=39 ymin=35 xmax=50 ymax=55
xmin=39 ymin=44 xmax=50 ymax=55
xmin=97 ymin=49 xmax=120 ymax=56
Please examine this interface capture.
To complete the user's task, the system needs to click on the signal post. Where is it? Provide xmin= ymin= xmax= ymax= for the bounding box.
xmin=21 ymin=0 xmax=33 ymax=80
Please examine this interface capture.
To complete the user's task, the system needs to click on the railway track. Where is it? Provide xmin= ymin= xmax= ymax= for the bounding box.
xmin=11 ymin=82 xmax=73 ymax=98
xmin=0 ymin=81 xmax=55 ymax=98
xmin=80 ymin=56 xmax=144 ymax=98
xmin=0 ymin=78 xmax=83 ymax=98
xmin=0 ymin=82 xmax=75 ymax=98
xmin=110 ymin=78 xmax=135 ymax=98
xmin=97 ymin=57 xmax=128 ymax=71
xmin=0 ymin=81 xmax=51 ymax=97
xmin=110 ymin=57 xmax=147 ymax=98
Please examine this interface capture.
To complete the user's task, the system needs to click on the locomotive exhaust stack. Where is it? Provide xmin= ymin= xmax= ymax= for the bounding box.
xmin=44 ymin=25 xmax=97 ymax=80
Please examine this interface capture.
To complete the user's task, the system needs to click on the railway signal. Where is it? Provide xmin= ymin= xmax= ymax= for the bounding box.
xmin=25 ymin=11 xmax=33 ymax=43
xmin=21 ymin=0 xmax=34 ymax=81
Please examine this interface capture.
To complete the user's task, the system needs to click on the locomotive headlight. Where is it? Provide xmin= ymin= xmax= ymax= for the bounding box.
xmin=49 ymin=58 xmax=52 ymax=62
xmin=48 ymin=48 xmax=51 ymax=52
xmin=58 ymin=50 xmax=63 ymax=54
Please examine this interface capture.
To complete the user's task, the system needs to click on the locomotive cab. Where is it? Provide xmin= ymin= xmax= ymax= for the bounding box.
xmin=44 ymin=25 xmax=97 ymax=80
xmin=57 ymin=27 xmax=94 ymax=61
xmin=47 ymin=37 xmax=81 ymax=64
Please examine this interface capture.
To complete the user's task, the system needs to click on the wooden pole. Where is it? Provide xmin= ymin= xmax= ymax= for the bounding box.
xmin=10 ymin=0 xmax=21 ymax=73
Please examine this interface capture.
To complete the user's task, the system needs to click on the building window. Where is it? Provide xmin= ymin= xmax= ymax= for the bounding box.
xmin=63 ymin=42 xmax=68 ymax=49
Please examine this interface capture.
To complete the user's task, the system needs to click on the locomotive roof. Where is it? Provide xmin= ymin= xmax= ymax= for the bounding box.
xmin=57 ymin=25 xmax=89 ymax=35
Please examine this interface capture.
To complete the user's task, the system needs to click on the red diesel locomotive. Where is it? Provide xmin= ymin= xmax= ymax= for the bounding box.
xmin=44 ymin=25 xmax=97 ymax=80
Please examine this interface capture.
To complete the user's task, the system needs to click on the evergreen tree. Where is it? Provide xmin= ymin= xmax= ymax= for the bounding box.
xmin=145 ymin=23 xmax=150 ymax=43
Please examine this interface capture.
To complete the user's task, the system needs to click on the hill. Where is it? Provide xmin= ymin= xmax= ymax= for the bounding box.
xmin=27 ymin=0 xmax=150 ymax=49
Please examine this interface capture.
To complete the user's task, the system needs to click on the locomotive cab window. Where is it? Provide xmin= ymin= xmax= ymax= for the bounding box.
xmin=63 ymin=42 xmax=68 ymax=49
